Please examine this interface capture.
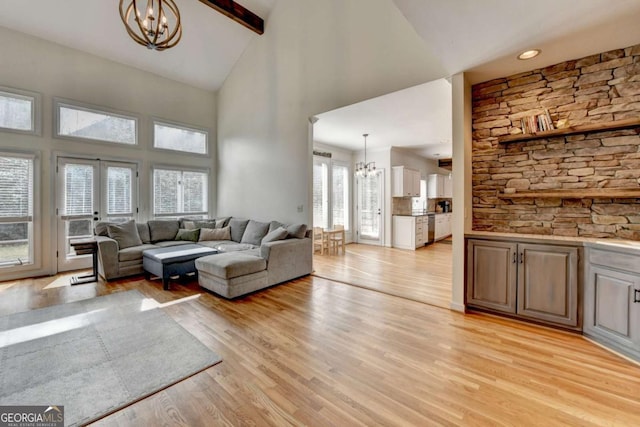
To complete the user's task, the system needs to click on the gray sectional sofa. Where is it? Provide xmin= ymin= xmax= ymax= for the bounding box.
xmin=94 ymin=217 xmax=312 ymax=298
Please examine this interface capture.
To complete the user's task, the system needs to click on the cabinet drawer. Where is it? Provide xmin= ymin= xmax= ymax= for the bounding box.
xmin=589 ymin=248 xmax=640 ymax=275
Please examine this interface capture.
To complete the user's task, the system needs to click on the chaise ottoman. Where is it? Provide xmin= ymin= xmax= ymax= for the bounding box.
xmin=195 ymin=252 xmax=268 ymax=298
xmin=143 ymin=244 xmax=218 ymax=290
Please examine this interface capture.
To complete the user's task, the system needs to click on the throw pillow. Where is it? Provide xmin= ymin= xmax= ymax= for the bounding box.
xmin=268 ymin=221 xmax=284 ymax=233
xmin=175 ymin=228 xmax=200 ymax=242
xmin=107 ymin=220 xmax=142 ymax=250
xmin=261 ymin=227 xmax=288 ymax=244
xmin=182 ymin=221 xmax=196 ymax=230
xmin=148 ymin=220 xmax=180 ymax=242
xmin=229 ymin=218 xmax=250 ymax=242
xmin=215 ymin=216 xmax=231 ymax=228
xmin=193 ymin=219 xmax=216 ymax=229
xmin=285 ymin=223 xmax=307 ymax=239
xmin=199 ymin=226 xmax=231 ymax=241
xmin=241 ymin=220 xmax=270 ymax=246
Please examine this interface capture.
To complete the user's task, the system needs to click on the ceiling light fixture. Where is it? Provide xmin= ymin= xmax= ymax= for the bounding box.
xmin=119 ymin=0 xmax=182 ymax=51
xmin=355 ymin=134 xmax=376 ymax=177
xmin=517 ymin=49 xmax=541 ymax=60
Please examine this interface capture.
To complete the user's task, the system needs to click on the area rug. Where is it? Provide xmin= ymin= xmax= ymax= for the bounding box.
xmin=0 ymin=290 xmax=222 ymax=426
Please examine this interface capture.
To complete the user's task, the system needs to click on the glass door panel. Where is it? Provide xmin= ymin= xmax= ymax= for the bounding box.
xmin=357 ymin=170 xmax=383 ymax=245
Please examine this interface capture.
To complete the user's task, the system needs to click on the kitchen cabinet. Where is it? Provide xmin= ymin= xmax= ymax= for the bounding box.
xmin=444 ymin=174 xmax=453 ymax=198
xmin=584 ymin=246 xmax=640 ymax=360
xmin=434 ymin=213 xmax=451 ymax=241
xmin=392 ymin=215 xmax=427 ymax=250
xmin=466 ymin=238 xmax=579 ymax=328
xmin=428 ymin=174 xmax=453 ymax=199
xmin=392 ymin=166 xmax=421 ymax=197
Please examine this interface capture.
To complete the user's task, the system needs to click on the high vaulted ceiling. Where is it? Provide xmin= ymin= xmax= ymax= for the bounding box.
xmin=0 ymin=0 xmax=275 ymax=92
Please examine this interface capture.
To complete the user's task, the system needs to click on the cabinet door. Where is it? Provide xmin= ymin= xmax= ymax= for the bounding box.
xmin=517 ymin=244 xmax=578 ymax=327
xmin=584 ymin=266 xmax=640 ymax=350
xmin=467 ymin=239 xmax=518 ymax=313
xmin=444 ymin=175 xmax=453 ymax=198
xmin=411 ymin=170 xmax=421 ymax=197
xmin=427 ymin=174 xmax=442 ymax=199
xmin=392 ymin=167 xmax=404 ymax=197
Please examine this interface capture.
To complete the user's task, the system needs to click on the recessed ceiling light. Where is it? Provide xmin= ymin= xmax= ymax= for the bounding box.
xmin=517 ymin=49 xmax=541 ymax=60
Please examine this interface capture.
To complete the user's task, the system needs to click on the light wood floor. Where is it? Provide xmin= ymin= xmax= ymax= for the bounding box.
xmin=313 ymin=241 xmax=453 ymax=309
xmin=1 ymin=273 xmax=640 ymax=426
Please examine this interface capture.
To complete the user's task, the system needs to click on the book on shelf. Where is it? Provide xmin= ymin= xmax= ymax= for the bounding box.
xmin=520 ymin=109 xmax=555 ymax=134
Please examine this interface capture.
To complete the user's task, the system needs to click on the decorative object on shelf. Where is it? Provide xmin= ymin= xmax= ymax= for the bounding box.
xmin=119 ymin=0 xmax=182 ymax=51
xmin=519 ymin=109 xmax=554 ymax=134
xmin=498 ymin=118 xmax=640 ymax=144
xmin=355 ymin=133 xmax=376 ymax=177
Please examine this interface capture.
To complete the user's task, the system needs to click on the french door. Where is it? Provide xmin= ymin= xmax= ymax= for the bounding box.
xmin=56 ymin=157 xmax=138 ymax=272
xmin=356 ymin=169 xmax=384 ymax=246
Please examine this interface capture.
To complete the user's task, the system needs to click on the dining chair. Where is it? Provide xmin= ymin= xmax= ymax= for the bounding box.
xmin=329 ymin=224 xmax=345 ymax=255
xmin=313 ymin=227 xmax=326 ymax=254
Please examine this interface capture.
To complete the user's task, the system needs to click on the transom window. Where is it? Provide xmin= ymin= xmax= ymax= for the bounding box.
xmin=153 ymin=167 xmax=208 ymax=218
xmin=0 ymin=87 xmax=40 ymax=134
xmin=55 ymin=99 xmax=137 ymax=145
xmin=153 ymin=119 xmax=208 ymax=154
xmin=0 ymin=153 xmax=34 ymax=267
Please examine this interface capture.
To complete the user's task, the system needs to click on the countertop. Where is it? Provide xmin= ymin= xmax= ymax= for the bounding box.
xmin=394 ymin=212 xmax=452 ymax=217
xmin=466 ymin=230 xmax=640 ymax=254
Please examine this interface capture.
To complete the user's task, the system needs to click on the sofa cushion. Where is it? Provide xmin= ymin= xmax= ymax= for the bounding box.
xmin=216 ymin=242 xmax=257 ymax=252
xmin=199 ymin=226 xmax=231 ymax=241
xmin=195 ymin=252 xmax=266 ymax=279
xmin=107 ymin=220 xmax=143 ymax=250
xmin=269 ymin=221 xmax=307 ymax=239
xmin=118 ymin=244 xmax=157 ymax=262
xmin=137 ymin=223 xmax=151 ymax=244
xmin=175 ymin=228 xmax=200 ymax=242
xmin=262 ymin=227 xmax=288 ymax=244
xmin=215 ymin=216 xmax=231 ymax=228
xmin=95 ymin=220 xmax=127 ymax=236
xmin=229 ymin=218 xmax=249 ymax=242
xmin=148 ymin=220 xmax=180 ymax=242
xmin=184 ymin=220 xmax=216 ymax=230
xmin=241 ymin=220 xmax=270 ymax=246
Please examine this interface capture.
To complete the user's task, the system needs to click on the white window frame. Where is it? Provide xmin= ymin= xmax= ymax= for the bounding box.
xmin=152 ymin=117 xmax=209 ymax=156
xmin=53 ymin=98 xmax=139 ymax=147
xmin=0 ymin=86 xmax=42 ymax=136
xmin=151 ymin=165 xmax=209 ymax=218
xmin=313 ymin=156 xmax=352 ymax=232
xmin=0 ymin=150 xmax=40 ymax=272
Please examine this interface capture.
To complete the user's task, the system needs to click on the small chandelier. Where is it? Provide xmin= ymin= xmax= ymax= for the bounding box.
xmin=119 ymin=0 xmax=182 ymax=51
xmin=355 ymin=133 xmax=376 ymax=177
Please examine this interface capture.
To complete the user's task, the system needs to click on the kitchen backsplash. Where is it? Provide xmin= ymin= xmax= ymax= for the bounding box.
xmin=393 ymin=198 xmax=453 ymax=214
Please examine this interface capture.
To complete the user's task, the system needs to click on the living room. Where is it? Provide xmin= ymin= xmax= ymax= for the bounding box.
xmin=2 ymin=0 xmax=640 ymax=425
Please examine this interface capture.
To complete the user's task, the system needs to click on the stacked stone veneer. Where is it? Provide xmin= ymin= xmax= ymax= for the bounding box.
xmin=472 ymin=43 xmax=640 ymax=240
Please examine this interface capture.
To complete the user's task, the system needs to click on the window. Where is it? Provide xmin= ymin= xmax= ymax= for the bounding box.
xmin=0 ymin=153 xmax=34 ymax=267
xmin=55 ymin=99 xmax=137 ymax=145
xmin=153 ymin=168 xmax=208 ymax=218
xmin=0 ymin=87 xmax=40 ymax=134
xmin=313 ymin=157 xmax=350 ymax=230
xmin=153 ymin=120 xmax=208 ymax=154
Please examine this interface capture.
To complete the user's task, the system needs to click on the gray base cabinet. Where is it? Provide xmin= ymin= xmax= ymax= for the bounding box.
xmin=584 ymin=247 xmax=640 ymax=360
xmin=467 ymin=238 xmax=580 ymax=329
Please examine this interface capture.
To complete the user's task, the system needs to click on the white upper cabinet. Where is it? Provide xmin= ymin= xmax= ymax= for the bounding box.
xmin=392 ymin=166 xmax=421 ymax=197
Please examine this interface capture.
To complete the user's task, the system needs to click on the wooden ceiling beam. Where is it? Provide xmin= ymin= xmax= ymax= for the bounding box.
xmin=198 ymin=0 xmax=264 ymax=35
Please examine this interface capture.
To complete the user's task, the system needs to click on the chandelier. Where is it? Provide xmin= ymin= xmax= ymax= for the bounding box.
xmin=355 ymin=133 xmax=376 ymax=177
xmin=119 ymin=0 xmax=182 ymax=51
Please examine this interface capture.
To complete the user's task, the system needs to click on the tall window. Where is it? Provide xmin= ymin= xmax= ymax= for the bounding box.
xmin=153 ymin=168 xmax=208 ymax=218
xmin=0 ymin=153 xmax=34 ymax=267
xmin=312 ymin=157 xmax=350 ymax=230
xmin=153 ymin=120 xmax=208 ymax=154
xmin=0 ymin=87 xmax=40 ymax=134
xmin=55 ymin=99 xmax=137 ymax=145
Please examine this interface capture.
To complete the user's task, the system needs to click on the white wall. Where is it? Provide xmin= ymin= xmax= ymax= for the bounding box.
xmin=390 ymin=148 xmax=450 ymax=179
xmin=0 ymin=26 xmax=216 ymax=280
xmin=451 ymin=73 xmax=472 ymax=312
xmin=216 ymin=0 xmax=446 ymax=225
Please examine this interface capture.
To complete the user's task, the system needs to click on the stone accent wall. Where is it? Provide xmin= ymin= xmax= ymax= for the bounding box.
xmin=472 ymin=44 xmax=640 ymax=239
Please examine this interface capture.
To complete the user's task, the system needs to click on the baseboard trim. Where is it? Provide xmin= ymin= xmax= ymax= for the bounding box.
xmin=449 ymin=301 xmax=465 ymax=313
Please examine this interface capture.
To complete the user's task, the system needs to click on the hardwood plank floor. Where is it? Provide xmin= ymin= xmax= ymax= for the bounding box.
xmin=1 ymin=273 xmax=640 ymax=425
xmin=312 ymin=241 xmax=453 ymax=309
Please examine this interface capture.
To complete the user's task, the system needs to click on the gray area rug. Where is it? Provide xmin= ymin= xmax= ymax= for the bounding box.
xmin=0 ymin=290 xmax=222 ymax=426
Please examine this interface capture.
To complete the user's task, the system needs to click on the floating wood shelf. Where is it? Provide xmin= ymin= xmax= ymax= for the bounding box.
xmin=498 ymin=118 xmax=640 ymax=144
xmin=498 ymin=188 xmax=640 ymax=199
